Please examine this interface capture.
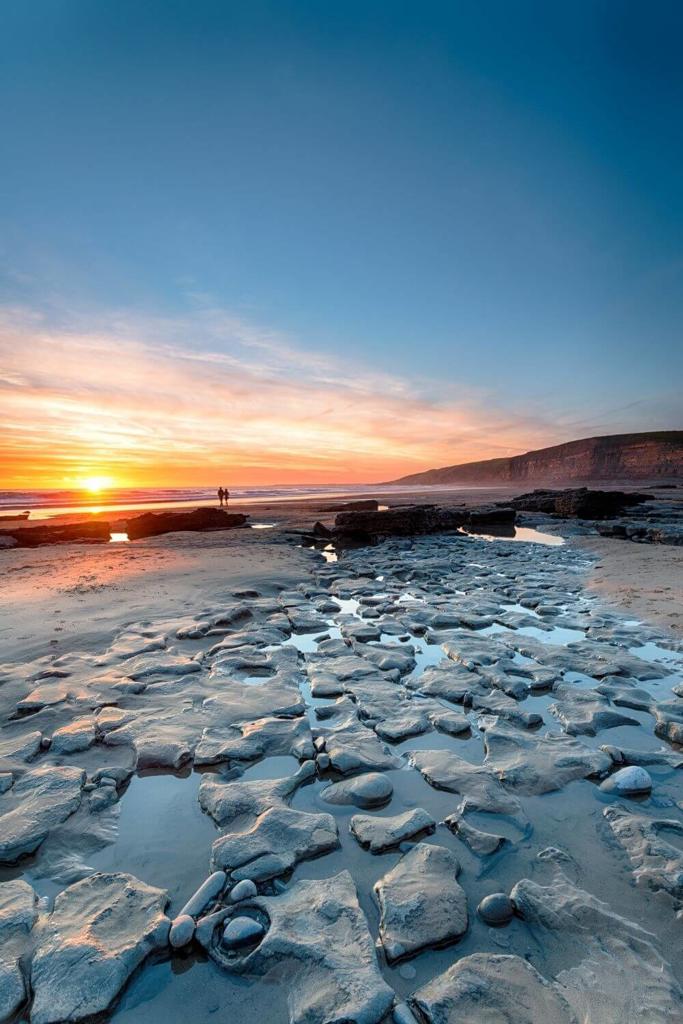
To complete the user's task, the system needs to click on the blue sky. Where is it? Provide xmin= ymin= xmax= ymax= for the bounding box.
xmin=0 ymin=2 xmax=681 ymax=484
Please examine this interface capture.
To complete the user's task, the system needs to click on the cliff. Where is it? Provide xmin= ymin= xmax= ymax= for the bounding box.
xmin=390 ymin=431 xmax=683 ymax=485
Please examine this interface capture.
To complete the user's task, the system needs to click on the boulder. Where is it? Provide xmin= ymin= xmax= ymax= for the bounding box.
xmin=599 ymin=766 xmax=653 ymax=795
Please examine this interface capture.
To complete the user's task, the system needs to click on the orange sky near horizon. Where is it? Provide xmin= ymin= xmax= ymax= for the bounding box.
xmin=0 ymin=307 xmax=569 ymax=490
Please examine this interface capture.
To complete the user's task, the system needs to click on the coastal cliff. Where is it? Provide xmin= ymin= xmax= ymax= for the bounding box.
xmin=390 ymin=431 xmax=683 ymax=485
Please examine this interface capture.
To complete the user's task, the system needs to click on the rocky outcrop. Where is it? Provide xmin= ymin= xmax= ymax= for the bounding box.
xmin=30 ymin=873 xmax=170 ymax=1024
xmin=331 ymin=504 xmax=515 ymax=542
xmin=0 ymin=521 xmax=111 ymax=548
xmin=506 ymin=487 xmax=653 ymax=519
xmin=318 ymin=499 xmax=379 ymax=512
xmin=126 ymin=507 xmax=248 ymax=539
xmin=390 ymin=431 xmax=683 ymax=485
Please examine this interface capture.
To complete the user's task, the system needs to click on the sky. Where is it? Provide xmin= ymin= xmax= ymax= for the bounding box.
xmin=1 ymin=1 xmax=681 ymax=488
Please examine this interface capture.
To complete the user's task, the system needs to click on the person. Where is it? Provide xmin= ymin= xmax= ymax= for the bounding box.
xmin=223 ymin=486 xmax=230 ymax=508
xmin=217 ymin=486 xmax=224 ymax=507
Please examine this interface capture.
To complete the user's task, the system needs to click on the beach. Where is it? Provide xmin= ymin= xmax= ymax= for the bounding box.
xmin=1 ymin=488 xmax=682 ymax=1024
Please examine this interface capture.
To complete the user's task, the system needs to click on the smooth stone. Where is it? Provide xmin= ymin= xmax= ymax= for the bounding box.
xmin=169 ymin=914 xmax=195 ymax=948
xmin=230 ymin=879 xmax=257 ymax=902
xmin=600 ymin=765 xmax=653 ymax=795
xmin=394 ymin=1003 xmax=420 ymax=1024
xmin=178 ymin=871 xmax=227 ymax=918
xmin=221 ymin=916 xmax=265 ymax=950
xmin=477 ymin=893 xmax=514 ymax=925
xmin=321 ymin=772 xmax=393 ymax=809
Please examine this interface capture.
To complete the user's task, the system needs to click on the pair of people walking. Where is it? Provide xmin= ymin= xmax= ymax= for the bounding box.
xmin=217 ymin=486 xmax=230 ymax=508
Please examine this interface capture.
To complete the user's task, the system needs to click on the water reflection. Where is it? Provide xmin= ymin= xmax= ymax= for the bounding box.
xmin=461 ymin=526 xmax=564 ymax=546
xmin=110 ymin=532 xmax=130 ymax=543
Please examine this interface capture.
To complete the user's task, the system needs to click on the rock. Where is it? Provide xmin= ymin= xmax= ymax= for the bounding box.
xmin=549 ymin=686 xmax=639 ymax=737
xmin=0 ymin=730 xmax=43 ymax=763
xmin=0 ymin=765 xmax=85 ymax=862
xmin=350 ymin=807 xmax=435 ymax=852
xmin=30 ymin=873 xmax=170 ymax=1024
xmin=430 ymin=709 xmax=470 ymax=735
xmin=510 ymin=870 xmax=682 ymax=1022
xmin=393 ymin=1004 xmax=420 ymax=1024
xmin=477 ymin=893 xmax=514 ymax=925
xmin=210 ymin=871 xmax=394 ymax=1024
xmin=408 ymin=749 xmax=521 ymax=815
xmin=169 ymin=913 xmax=195 ymax=948
xmin=507 ymin=487 xmax=653 ymax=519
xmin=178 ymin=870 xmax=227 ymax=918
xmin=599 ymin=766 xmax=653 ymax=795
xmin=0 ymin=521 xmax=111 ymax=547
xmin=230 ymin=879 xmax=257 ymax=902
xmin=126 ymin=507 xmax=247 ymax=539
xmin=411 ymin=952 xmax=575 ymax=1023
xmin=50 ymin=717 xmax=96 ymax=754
xmin=443 ymin=814 xmax=507 ymax=856
xmin=0 ymin=879 xmax=37 ymax=1023
xmin=198 ymin=761 xmax=316 ymax=827
xmin=321 ymin=772 xmax=393 ymax=808
xmin=603 ymin=806 xmax=683 ymax=900
xmin=317 ymin=706 xmax=401 ymax=775
xmin=195 ymin=715 xmax=313 ymax=766
xmin=482 ymin=719 xmax=611 ymax=795
xmin=375 ymin=843 xmax=467 ymax=962
xmin=222 ymin=916 xmax=265 ymax=950
xmin=333 ymin=505 xmax=468 ymax=541
xmin=211 ymin=805 xmax=339 ymax=881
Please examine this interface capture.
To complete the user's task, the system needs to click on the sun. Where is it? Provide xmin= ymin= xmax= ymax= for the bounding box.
xmin=79 ymin=475 xmax=113 ymax=494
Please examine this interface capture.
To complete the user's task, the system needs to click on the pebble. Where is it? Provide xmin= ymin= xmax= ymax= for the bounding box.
xmin=221 ymin=916 xmax=265 ymax=950
xmin=179 ymin=870 xmax=227 ymax=918
xmin=169 ymin=914 xmax=196 ymax=948
xmin=230 ymin=879 xmax=257 ymax=902
xmin=393 ymin=1003 xmax=420 ymax=1024
xmin=600 ymin=765 xmax=653 ymax=795
xmin=477 ymin=893 xmax=515 ymax=925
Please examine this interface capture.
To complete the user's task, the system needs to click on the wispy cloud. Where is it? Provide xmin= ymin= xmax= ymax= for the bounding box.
xmin=0 ymin=303 xmax=603 ymax=487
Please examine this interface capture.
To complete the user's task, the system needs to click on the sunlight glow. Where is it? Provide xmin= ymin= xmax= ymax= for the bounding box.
xmin=79 ymin=475 xmax=114 ymax=493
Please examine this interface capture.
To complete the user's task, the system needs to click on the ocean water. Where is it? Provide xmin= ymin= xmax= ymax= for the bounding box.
xmin=0 ymin=483 xmax=503 ymax=520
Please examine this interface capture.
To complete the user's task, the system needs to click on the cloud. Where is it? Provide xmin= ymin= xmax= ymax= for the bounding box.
xmin=0 ymin=303 xmax=581 ymax=487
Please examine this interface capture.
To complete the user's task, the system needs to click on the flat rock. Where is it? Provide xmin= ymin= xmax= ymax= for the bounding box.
xmin=549 ymin=685 xmax=639 ymax=737
xmin=375 ymin=843 xmax=467 ymax=962
xmin=350 ymin=807 xmax=435 ymax=852
xmin=511 ymin=870 xmax=682 ymax=1022
xmin=321 ymin=772 xmax=393 ymax=808
xmin=482 ymin=719 xmax=611 ymax=794
xmin=30 ymin=872 xmax=170 ymax=1024
xmin=211 ymin=805 xmax=338 ymax=881
xmin=0 ymin=879 xmax=37 ymax=1023
xmin=408 ymin=749 xmax=521 ymax=815
xmin=210 ymin=871 xmax=394 ymax=1024
xmin=50 ymin=717 xmax=96 ymax=754
xmin=603 ymin=806 xmax=683 ymax=901
xmin=444 ymin=814 xmax=507 ymax=855
xmin=0 ymin=765 xmax=85 ymax=862
xmin=411 ymin=952 xmax=576 ymax=1023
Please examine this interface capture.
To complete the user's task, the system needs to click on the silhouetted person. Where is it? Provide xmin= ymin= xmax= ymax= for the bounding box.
xmin=217 ymin=487 xmax=224 ymax=507
xmin=223 ymin=486 xmax=230 ymax=509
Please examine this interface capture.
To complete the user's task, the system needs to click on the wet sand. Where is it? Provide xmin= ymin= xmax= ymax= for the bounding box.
xmin=579 ymin=536 xmax=683 ymax=638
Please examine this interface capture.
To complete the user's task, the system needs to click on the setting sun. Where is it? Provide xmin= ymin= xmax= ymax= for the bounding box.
xmin=79 ymin=475 xmax=113 ymax=494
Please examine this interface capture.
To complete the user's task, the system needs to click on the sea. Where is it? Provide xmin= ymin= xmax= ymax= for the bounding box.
xmin=0 ymin=484 xmax=494 ymax=521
